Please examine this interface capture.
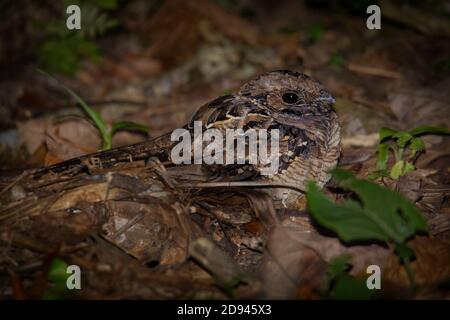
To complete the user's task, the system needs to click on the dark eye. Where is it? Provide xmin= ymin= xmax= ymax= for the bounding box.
xmin=282 ymin=92 xmax=299 ymax=104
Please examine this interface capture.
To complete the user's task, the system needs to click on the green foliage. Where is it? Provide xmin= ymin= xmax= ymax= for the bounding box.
xmin=326 ymin=254 xmax=375 ymax=300
xmin=39 ymin=70 xmax=148 ymax=150
xmin=307 ymin=169 xmax=428 ymax=285
xmin=329 ymin=53 xmax=344 ymax=68
xmin=111 ymin=122 xmax=149 ymax=137
xmin=307 ymin=23 xmax=325 ymax=42
xmin=36 ymin=0 xmax=119 ymax=75
xmin=77 ymin=3 xmax=119 ymax=39
xmin=371 ymin=125 xmax=450 ymax=180
xmin=37 ymin=37 xmax=101 ymax=75
xmin=91 ymin=0 xmax=119 ymax=10
xmin=307 ymin=169 xmax=427 ymax=243
xmin=43 ymin=258 xmax=71 ymax=300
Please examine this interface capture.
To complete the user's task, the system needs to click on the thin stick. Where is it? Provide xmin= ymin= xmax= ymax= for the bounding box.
xmin=178 ymin=181 xmax=305 ymax=193
xmin=347 ymin=63 xmax=403 ymax=80
xmin=0 ymin=170 xmax=32 ymax=197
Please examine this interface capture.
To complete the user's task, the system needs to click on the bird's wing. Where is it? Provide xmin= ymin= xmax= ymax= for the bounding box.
xmin=179 ymin=94 xmax=282 ymax=181
xmin=188 ymin=94 xmax=262 ymax=129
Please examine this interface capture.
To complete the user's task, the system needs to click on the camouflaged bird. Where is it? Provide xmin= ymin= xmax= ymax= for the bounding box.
xmin=34 ymin=70 xmax=341 ymax=207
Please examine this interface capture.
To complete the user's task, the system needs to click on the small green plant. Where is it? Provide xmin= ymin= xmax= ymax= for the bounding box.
xmin=39 ymin=70 xmax=148 ymax=150
xmin=307 ymin=169 xmax=428 ymax=285
xmin=36 ymin=0 xmax=119 ymax=74
xmin=325 ymin=254 xmax=375 ymax=300
xmin=307 ymin=23 xmax=325 ymax=42
xmin=43 ymin=258 xmax=72 ymax=300
xmin=329 ymin=53 xmax=344 ymax=68
xmin=371 ymin=125 xmax=450 ymax=180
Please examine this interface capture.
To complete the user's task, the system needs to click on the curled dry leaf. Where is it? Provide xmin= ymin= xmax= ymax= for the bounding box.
xmin=261 ymin=218 xmax=390 ymax=299
xmin=44 ymin=119 xmax=102 ymax=165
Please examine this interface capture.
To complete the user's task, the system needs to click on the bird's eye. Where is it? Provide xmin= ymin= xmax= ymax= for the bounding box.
xmin=282 ymin=92 xmax=299 ymax=104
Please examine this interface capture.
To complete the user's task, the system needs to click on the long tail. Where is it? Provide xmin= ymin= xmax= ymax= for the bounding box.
xmin=33 ymin=133 xmax=172 ymax=178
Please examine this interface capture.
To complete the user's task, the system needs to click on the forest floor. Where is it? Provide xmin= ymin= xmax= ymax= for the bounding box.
xmin=0 ymin=0 xmax=449 ymax=299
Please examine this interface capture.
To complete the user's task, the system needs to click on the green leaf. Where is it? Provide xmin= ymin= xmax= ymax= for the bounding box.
xmin=408 ymin=125 xmax=450 ymax=137
xmin=36 ymin=36 xmax=103 ymax=74
xmin=390 ymin=160 xmax=405 ymax=179
xmin=331 ymin=274 xmax=374 ymax=300
xmin=307 ymin=182 xmax=389 ymax=242
xmin=409 ymin=137 xmax=425 ymax=158
xmin=327 ymin=254 xmax=351 ymax=280
xmin=75 ymin=39 xmax=102 ymax=63
xmin=326 ymin=255 xmax=375 ymax=300
xmin=367 ymin=169 xmax=389 ymax=180
xmin=379 ymin=127 xmax=398 ymax=142
xmin=393 ymin=132 xmax=413 ymax=148
xmin=44 ymin=258 xmax=70 ymax=300
xmin=404 ymin=162 xmax=415 ymax=174
xmin=395 ymin=243 xmax=415 ymax=261
xmin=390 ymin=160 xmax=414 ymax=179
xmin=111 ymin=121 xmax=149 ymax=136
xmin=329 ymin=53 xmax=344 ymax=68
xmin=307 ymin=169 xmax=428 ymax=245
xmin=44 ymin=20 xmax=70 ymax=37
xmin=36 ymin=39 xmax=79 ymax=75
xmin=93 ymin=0 xmax=119 ymax=10
xmin=376 ymin=143 xmax=389 ymax=170
xmin=307 ymin=23 xmax=324 ymax=42
xmin=79 ymin=4 xmax=118 ymax=39
xmin=38 ymin=70 xmax=110 ymax=149
xmin=47 ymin=258 xmax=69 ymax=285
xmin=62 ymin=87 xmax=109 ymax=146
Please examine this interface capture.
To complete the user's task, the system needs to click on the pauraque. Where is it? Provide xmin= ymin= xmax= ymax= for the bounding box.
xmin=35 ymin=70 xmax=341 ymax=208
xmin=186 ymin=70 xmax=341 ymax=206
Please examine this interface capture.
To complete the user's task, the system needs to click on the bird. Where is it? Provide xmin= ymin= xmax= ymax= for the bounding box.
xmin=33 ymin=70 xmax=341 ymax=208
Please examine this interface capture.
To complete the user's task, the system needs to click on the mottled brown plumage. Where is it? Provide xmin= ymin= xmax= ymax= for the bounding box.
xmin=188 ymin=70 xmax=340 ymax=206
xmin=34 ymin=70 xmax=341 ymax=207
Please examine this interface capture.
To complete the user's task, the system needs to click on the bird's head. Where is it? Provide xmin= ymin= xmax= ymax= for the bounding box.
xmin=238 ymin=70 xmax=336 ymax=117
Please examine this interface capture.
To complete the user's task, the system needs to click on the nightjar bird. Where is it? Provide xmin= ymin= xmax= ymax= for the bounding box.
xmin=34 ymin=70 xmax=341 ymax=208
xmin=185 ymin=70 xmax=341 ymax=207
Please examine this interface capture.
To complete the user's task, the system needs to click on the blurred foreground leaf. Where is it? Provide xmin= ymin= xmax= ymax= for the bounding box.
xmin=43 ymin=258 xmax=71 ymax=300
xmin=326 ymin=255 xmax=375 ymax=300
xmin=307 ymin=169 xmax=428 ymax=285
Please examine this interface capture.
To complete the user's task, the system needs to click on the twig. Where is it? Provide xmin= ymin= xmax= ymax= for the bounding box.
xmin=178 ymin=181 xmax=306 ymax=193
xmin=0 ymin=170 xmax=32 ymax=198
xmin=347 ymin=63 xmax=403 ymax=80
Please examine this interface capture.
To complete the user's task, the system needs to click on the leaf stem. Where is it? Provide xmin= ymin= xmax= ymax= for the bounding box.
xmin=102 ymin=136 xmax=112 ymax=150
xmin=397 ymin=148 xmax=404 ymax=163
xmin=402 ymin=256 xmax=416 ymax=288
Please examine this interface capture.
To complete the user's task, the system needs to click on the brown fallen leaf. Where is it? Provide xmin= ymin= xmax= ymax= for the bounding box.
xmin=384 ymin=236 xmax=450 ymax=288
xmin=142 ymin=0 xmax=261 ymax=69
xmin=261 ymin=218 xmax=390 ymax=299
xmin=44 ymin=118 xmax=102 ymax=165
